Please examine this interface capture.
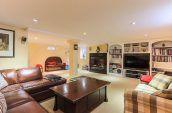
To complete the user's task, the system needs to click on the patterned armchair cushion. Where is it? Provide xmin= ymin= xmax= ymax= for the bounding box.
xmin=0 ymin=92 xmax=7 ymax=113
xmin=124 ymin=90 xmax=172 ymax=113
xmin=149 ymin=73 xmax=172 ymax=90
xmin=135 ymin=84 xmax=158 ymax=94
xmin=0 ymin=74 xmax=8 ymax=90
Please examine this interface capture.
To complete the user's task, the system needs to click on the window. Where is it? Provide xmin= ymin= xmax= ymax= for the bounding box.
xmin=47 ymin=46 xmax=56 ymax=51
xmin=80 ymin=47 xmax=86 ymax=59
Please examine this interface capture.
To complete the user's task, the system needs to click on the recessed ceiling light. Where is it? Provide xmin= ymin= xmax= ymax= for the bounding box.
xmin=144 ymin=34 xmax=148 ymax=37
xmin=33 ymin=18 xmax=38 ymax=23
xmin=34 ymin=37 xmax=38 ymax=40
xmin=131 ymin=22 xmax=136 ymax=25
xmin=83 ymin=32 xmax=87 ymax=36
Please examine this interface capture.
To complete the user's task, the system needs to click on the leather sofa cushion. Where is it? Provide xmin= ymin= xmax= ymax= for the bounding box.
xmin=1 ymin=70 xmax=18 ymax=85
xmin=1 ymin=84 xmax=22 ymax=94
xmin=22 ymin=79 xmax=66 ymax=94
xmin=17 ymin=67 xmax=42 ymax=83
xmin=4 ymin=90 xmax=33 ymax=109
xmin=6 ymin=101 xmax=48 ymax=113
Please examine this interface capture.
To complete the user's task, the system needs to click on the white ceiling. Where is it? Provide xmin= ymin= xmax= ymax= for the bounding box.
xmin=0 ymin=0 xmax=172 ymax=45
xmin=28 ymin=29 xmax=69 ymax=47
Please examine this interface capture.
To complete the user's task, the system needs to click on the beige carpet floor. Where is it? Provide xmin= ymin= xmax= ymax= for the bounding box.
xmin=41 ymin=70 xmax=139 ymax=113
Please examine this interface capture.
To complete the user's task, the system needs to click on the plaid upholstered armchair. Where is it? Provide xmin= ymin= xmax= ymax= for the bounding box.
xmin=124 ymin=72 xmax=172 ymax=113
xmin=124 ymin=90 xmax=172 ymax=113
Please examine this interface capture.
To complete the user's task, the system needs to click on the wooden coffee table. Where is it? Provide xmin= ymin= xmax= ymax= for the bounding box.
xmin=50 ymin=76 xmax=110 ymax=113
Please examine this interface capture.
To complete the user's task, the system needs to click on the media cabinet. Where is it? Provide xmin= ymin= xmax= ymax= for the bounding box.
xmin=108 ymin=40 xmax=172 ymax=78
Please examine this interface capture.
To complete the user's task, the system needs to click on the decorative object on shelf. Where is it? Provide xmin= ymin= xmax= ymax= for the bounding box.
xmin=124 ymin=42 xmax=149 ymax=53
xmin=74 ymin=44 xmax=78 ymax=50
xmin=89 ymin=47 xmax=92 ymax=51
xmin=0 ymin=28 xmax=15 ymax=58
xmin=96 ymin=46 xmax=100 ymax=53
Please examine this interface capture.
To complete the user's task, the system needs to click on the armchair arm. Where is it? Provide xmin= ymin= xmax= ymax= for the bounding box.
xmin=124 ymin=90 xmax=172 ymax=113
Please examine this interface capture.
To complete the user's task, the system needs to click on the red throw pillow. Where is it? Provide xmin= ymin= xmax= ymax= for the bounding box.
xmin=140 ymin=75 xmax=153 ymax=83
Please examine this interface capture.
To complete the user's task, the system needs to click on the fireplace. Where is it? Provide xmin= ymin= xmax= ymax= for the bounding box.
xmin=89 ymin=53 xmax=107 ymax=74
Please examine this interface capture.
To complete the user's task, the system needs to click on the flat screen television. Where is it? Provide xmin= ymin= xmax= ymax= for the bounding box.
xmin=123 ymin=54 xmax=150 ymax=70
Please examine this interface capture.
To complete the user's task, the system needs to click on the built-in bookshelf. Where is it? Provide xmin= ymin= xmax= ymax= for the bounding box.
xmin=124 ymin=42 xmax=149 ymax=53
xmin=152 ymin=41 xmax=172 ymax=62
xmin=152 ymin=41 xmax=172 ymax=72
xmin=109 ymin=44 xmax=122 ymax=74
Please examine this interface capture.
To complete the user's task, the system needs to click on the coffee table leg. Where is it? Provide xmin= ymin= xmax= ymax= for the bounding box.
xmin=104 ymin=86 xmax=108 ymax=102
xmin=53 ymin=95 xmax=59 ymax=111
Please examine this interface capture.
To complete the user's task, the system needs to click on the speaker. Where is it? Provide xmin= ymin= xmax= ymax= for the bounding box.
xmin=21 ymin=36 xmax=27 ymax=44
xmin=117 ymin=69 xmax=122 ymax=74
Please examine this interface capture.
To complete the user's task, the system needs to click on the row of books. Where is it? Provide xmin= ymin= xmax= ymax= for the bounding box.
xmin=153 ymin=48 xmax=172 ymax=55
xmin=152 ymin=56 xmax=172 ymax=62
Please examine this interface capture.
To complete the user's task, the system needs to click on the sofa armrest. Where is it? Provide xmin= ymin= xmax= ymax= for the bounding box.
xmin=124 ymin=90 xmax=172 ymax=113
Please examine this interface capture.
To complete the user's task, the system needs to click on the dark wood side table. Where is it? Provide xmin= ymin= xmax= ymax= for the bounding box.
xmin=51 ymin=76 xmax=110 ymax=113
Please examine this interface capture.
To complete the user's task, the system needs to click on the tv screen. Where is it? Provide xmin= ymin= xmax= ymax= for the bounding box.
xmin=124 ymin=54 xmax=150 ymax=70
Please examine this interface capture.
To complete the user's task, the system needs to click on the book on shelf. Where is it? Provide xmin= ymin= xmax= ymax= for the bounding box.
xmin=153 ymin=48 xmax=172 ymax=55
xmin=152 ymin=56 xmax=172 ymax=62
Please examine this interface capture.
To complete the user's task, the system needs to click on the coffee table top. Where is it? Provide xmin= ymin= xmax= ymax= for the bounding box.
xmin=51 ymin=76 xmax=110 ymax=103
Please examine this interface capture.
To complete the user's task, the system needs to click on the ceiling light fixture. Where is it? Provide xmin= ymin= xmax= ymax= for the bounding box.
xmin=144 ymin=34 xmax=148 ymax=37
xmin=33 ymin=18 xmax=38 ymax=23
xmin=34 ymin=37 xmax=38 ymax=40
xmin=131 ymin=22 xmax=136 ymax=25
xmin=83 ymin=32 xmax=87 ymax=36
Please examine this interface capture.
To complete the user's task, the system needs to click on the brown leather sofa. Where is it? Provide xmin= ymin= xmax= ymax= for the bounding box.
xmin=0 ymin=67 xmax=67 ymax=113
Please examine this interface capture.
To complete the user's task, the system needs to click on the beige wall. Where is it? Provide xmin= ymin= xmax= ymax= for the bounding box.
xmin=0 ymin=24 xmax=28 ymax=70
xmin=89 ymin=44 xmax=108 ymax=53
xmin=28 ymin=43 xmax=69 ymax=71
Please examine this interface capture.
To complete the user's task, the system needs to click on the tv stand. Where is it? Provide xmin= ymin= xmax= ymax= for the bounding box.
xmin=125 ymin=69 xmax=150 ymax=78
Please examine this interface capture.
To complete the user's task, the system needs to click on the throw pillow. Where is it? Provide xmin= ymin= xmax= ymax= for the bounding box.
xmin=152 ymin=89 xmax=172 ymax=99
xmin=168 ymin=83 xmax=172 ymax=89
xmin=0 ymin=74 xmax=8 ymax=90
xmin=0 ymin=92 xmax=7 ymax=113
xmin=149 ymin=73 xmax=172 ymax=90
xmin=135 ymin=84 xmax=158 ymax=94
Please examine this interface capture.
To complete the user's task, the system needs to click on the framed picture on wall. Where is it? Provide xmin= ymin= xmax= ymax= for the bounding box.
xmin=0 ymin=28 xmax=15 ymax=58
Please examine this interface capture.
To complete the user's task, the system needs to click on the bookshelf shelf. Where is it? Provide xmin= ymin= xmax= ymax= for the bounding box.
xmin=124 ymin=42 xmax=149 ymax=53
xmin=108 ymin=44 xmax=122 ymax=75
